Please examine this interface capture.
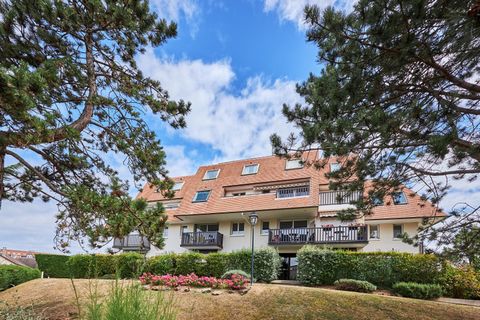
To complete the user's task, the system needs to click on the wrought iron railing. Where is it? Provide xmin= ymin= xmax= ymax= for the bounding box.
xmin=277 ymin=186 xmax=310 ymax=199
xmin=180 ymin=231 xmax=224 ymax=248
xmin=268 ymin=226 xmax=368 ymax=245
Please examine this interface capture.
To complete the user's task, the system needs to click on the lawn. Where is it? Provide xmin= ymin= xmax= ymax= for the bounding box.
xmin=0 ymin=279 xmax=479 ymax=320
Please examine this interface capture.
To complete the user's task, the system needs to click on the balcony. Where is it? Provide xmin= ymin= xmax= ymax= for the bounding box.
xmin=277 ymin=186 xmax=310 ymax=199
xmin=268 ymin=226 xmax=368 ymax=246
xmin=181 ymin=231 xmax=224 ymax=249
xmin=112 ymin=234 xmax=150 ymax=252
xmin=319 ymin=190 xmax=362 ymax=206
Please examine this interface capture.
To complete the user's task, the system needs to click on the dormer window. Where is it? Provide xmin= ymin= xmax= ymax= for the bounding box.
xmin=193 ymin=190 xmax=211 ymax=202
xmin=242 ymin=164 xmax=259 ymax=175
xmin=203 ymin=169 xmax=220 ymax=180
xmin=285 ymin=159 xmax=303 ymax=170
xmin=392 ymin=192 xmax=407 ymax=205
xmin=172 ymin=182 xmax=184 ymax=191
xmin=330 ymin=163 xmax=341 ymax=172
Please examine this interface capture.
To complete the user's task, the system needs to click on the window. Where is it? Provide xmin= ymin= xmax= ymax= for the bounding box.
xmin=231 ymin=222 xmax=245 ymax=235
xmin=261 ymin=221 xmax=270 ymax=235
xmin=330 ymin=163 xmax=341 ymax=172
xmin=285 ymin=159 xmax=304 ymax=170
xmin=262 ymin=190 xmax=270 ymax=194
xmin=372 ymin=196 xmax=384 ymax=206
xmin=193 ymin=190 xmax=211 ymax=202
xmin=279 ymin=220 xmax=308 ymax=229
xmin=163 ymin=201 xmax=180 ymax=209
xmin=203 ymin=169 xmax=220 ymax=180
xmin=242 ymin=164 xmax=259 ymax=175
xmin=195 ymin=224 xmax=219 ymax=232
xmin=277 ymin=186 xmax=309 ymax=198
xmin=393 ymin=224 xmax=403 ymax=239
xmin=163 ymin=227 xmax=169 ymax=238
xmin=232 ymin=192 xmax=246 ymax=197
xmin=369 ymin=225 xmax=380 ymax=239
xmin=393 ymin=192 xmax=407 ymax=205
xmin=172 ymin=182 xmax=184 ymax=191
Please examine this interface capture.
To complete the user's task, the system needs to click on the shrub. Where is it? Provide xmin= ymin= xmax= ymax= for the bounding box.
xmin=114 ymin=253 xmax=144 ymax=279
xmin=35 ymin=254 xmax=70 ymax=278
xmin=334 ymin=279 xmax=377 ymax=293
xmin=139 ymin=272 xmax=249 ymax=290
xmin=439 ymin=264 xmax=480 ymax=299
xmin=392 ymin=282 xmax=443 ymax=300
xmin=174 ymin=252 xmax=204 ymax=275
xmin=67 ymin=254 xmax=95 ymax=278
xmin=203 ymin=252 xmax=229 ymax=278
xmin=222 ymin=269 xmax=251 ymax=280
xmin=0 ymin=266 xmax=41 ymax=291
xmin=142 ymin=254 xmax=176 ymax=275
xmin=297 ymin=246 xmax=443 ymax=288
xmin=252 ymin=247 xmax=282 ymax=283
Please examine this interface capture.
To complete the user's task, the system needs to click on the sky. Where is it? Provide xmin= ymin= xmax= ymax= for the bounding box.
xmin=1 ymin=0 xmax=477 ymax=254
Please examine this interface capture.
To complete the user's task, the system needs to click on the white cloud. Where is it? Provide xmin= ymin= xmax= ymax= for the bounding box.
xmin=151 ymin=0 xmax=200 ymax=37
xmin=264 ymin=0 xmax=356 ymax=30
xmin=164 ymin=145 xmax=198 ymax=176
xmin=137 ymin=48 xmax=302 ymax=163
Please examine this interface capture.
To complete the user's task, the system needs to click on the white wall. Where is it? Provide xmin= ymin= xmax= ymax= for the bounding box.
xmin=361 ymin=222 xmax=420 ymax=254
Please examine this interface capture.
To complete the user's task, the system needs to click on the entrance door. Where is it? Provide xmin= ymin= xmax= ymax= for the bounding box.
xmin=279 ymin=253 xmax=298 ymax=280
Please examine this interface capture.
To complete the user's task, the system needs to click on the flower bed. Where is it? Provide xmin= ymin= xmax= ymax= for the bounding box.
xmin=139 ymin=272 xmax=249 ymax=291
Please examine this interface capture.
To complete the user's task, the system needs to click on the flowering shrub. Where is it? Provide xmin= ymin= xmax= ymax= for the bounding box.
xmin=139 ymin=272 xmax=249 ymax=290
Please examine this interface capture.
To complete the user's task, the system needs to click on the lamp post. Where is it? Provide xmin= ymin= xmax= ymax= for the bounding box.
xmin=249 ymin=212 xmax=258 ymax=286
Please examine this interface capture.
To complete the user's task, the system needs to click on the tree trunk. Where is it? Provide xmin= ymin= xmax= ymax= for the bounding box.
xmin=0 ymin=146 xmax=5 ymax=209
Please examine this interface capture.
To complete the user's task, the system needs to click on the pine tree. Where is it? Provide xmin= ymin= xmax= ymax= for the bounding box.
xmin=271 ymin=0 xmax=480 ymax=222
xmin=0 ymin=0 xmax=190 ymax=251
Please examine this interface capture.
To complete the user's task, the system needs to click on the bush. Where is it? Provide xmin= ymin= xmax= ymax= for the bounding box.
xmin=0 ymin=266 xmax=41 ymax=291
xmin=334 ymin=279 xmax=377 ymax=293
xmin=392 ymin=282 xmax=443 ymax=299
xmin=252 ymin=247 xmax=282 ymax=283
xmin=35 ymin=254 xmax=70 ymax=278
xmin=203 ymin=253 xmax=229 ymax=278
xmin=439 ymin=264 xmax=480 ymax=299
xmin=142 ymin=254 xmax=176 ymax=275
xmin=67 ymin=254 xmax=95 ymax=278
xmin=174 ymin=252 xmax=204 ymax=275
xmin=222 ymin=269 xmax=251 ymax=280
xmin=114 ymin=253 xmax=144 ymax=279
xmin=297 ymin=246 xmax=443 ymax=288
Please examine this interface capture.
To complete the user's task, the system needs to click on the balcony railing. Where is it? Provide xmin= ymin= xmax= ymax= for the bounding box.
xmin=268 ymin=226 xmax=368 ymax=245
xmin=113 ymin=234 xmax=150 ymax=252
xmin=319 ymin=190 xmax=362 ymax=205
xmin=181 ymin=231 xmax=224 ymax=248
xmin=277 ymin=186 xmax=310 ymax=199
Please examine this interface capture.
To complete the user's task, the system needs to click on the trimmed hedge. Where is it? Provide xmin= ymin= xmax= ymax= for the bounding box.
xmin=35 ymin=254 xmax=70 ymax=278
xmin=142 ymin=247 xmax=281 ymax=282
xmin=334 ymin=279 xmax=377 ymax=293
xmin=297 ymin=246 xmax=443 ymax=288
xmin=66 ymin=253 xmax=143 ymax=279
xmin=392 ymin=282 xmax=443 ymax=299
xmin=0 ymin=265 xmax=41 ymax=291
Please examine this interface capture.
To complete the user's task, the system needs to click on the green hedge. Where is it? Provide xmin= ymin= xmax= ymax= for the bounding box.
xmin=66 ymin=253 xmax=143 ymax=279
xmin=142 ymin=247 xmax=281 ymax=282
xmin=35 ymin=254 xmax=70 ymax=278
xmin=334 ymin=279 xmax=377 ymax=293
xmin=297 ymin=246 xmax=443 ymax=288
xmin=0 ymin=265 xmax=41 ymax=291
xmin=438 ymin=264 xmax=480 ymax=299
xmin=392 ymin=282 xmax=443 ymax=299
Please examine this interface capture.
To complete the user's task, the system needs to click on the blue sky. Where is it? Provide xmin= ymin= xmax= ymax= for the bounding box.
xmin=0 ymin=0 xmax=474 ymax=253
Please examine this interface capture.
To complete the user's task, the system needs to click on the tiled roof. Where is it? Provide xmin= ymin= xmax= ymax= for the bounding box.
xmin=137 ymin=153 xmax=445 ymax=222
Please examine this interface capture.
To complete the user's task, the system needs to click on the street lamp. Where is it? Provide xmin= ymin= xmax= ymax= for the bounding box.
xmin=249 ymin=212 xmax=258 ymax=286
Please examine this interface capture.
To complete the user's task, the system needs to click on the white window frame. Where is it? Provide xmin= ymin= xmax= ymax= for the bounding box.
xmin=261 ymin=221 xmax=270 ymax=235
xmin=231 ymin=222 xmax=245 ymax=236
xmin=172 ymin=182 xmax=184 ymax=191
xmin=285 ymin=159 xmax=304 ymax=170
xmin=163 ymin=226 xmax=169 ymax=238
xmin=369 ymin=224 xmax=380 ymax=240
xmin=193 ymin=190 xmax=211 ymax=202
xmin=330 ymin=163 xmax=341 ymax=172
xmin=393 ymin=224 xmax=404 ymax=239
xmin=203 ymin=169 xmax=220 ymax=180
xmin=392 ymin=192 xmax=408 ymax=205
xmin=242 ymin=164 xmax=259 ymax=175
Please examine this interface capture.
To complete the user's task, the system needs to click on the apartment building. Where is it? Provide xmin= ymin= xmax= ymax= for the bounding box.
xmin=113 ymin=153 xmax=445 ymax=279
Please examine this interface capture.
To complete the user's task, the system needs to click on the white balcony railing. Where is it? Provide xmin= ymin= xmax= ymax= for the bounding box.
xmin=277 ymin=186 xmax=310 ymax=199
xmin=319 ymin=190 xmax=362 ymax=206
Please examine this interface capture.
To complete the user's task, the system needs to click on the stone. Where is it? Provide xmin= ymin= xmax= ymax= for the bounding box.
xmin=201 ymin=288 xmax=212 ymax=294
xmin=211 ymin=291 xmax=221 ymax=296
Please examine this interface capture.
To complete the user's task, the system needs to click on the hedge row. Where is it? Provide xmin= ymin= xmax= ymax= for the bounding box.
xmin=35 ymin=254 xmax=70 ymax=278
xmin=142 ymin=247 xmax=281 ymax=282
xmin=297 ymin=246 xmax=443 ymax=288
xmin=0 ymin=265 xmax=41 ymax=291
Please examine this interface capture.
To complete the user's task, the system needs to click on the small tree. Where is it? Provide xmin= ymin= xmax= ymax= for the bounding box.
xmin=0 ymin=0 xmax=190 ymax=251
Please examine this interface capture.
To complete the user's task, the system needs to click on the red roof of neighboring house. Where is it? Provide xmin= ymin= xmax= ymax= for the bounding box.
xmin=136 ymin=153 xmax=445 ymax=222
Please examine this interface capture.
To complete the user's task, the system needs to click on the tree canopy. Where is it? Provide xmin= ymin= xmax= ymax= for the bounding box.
xmin=271 ymin=0 xmax=480 ymax=223
xmin=0 ymin=0 xmax=190 ymax=251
